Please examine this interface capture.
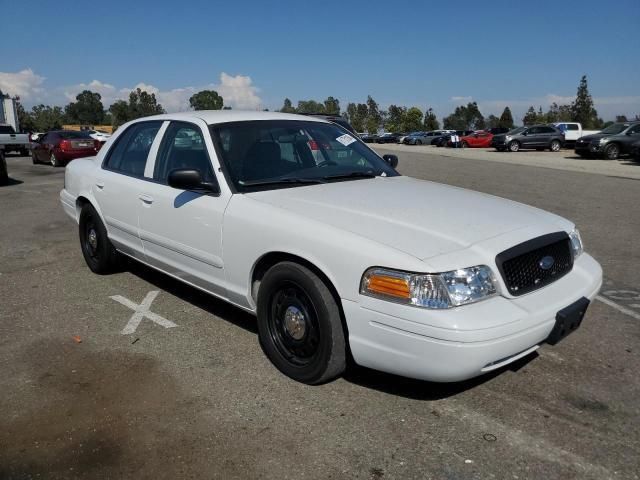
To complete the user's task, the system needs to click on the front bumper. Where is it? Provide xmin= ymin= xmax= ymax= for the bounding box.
xmin=575 ymin=141 xmax=601 ymax=155
xmin=344 ymin=253 xmax=602 ymax=382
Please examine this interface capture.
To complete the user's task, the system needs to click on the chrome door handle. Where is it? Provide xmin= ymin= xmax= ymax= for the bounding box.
xmin=139 ymin=194 xmax=154 ymax=204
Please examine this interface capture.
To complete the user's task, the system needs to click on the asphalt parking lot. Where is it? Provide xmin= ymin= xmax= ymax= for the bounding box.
xmin=1 ymin=151 xmax=639 ymax=479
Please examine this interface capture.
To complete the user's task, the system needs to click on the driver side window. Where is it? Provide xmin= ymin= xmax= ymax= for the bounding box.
xmin=154 ymin=122 xmax=216 ymax=184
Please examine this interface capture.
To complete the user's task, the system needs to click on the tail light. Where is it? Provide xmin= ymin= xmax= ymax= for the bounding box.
xmin=94 ymin=140 xmax=101 ymax=150
xmin=308 ymin=140 xmax=319 ymax=150
xmin=59 ymin=140 xmax=71 ymax=151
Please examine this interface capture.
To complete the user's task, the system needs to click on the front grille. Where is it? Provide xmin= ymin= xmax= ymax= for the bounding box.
xmin=496 ymin=232 xmax=573 ymax=296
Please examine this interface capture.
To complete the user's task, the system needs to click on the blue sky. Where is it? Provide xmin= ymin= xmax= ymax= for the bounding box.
xmin=1 ymin=0 xmax=638 ymax=121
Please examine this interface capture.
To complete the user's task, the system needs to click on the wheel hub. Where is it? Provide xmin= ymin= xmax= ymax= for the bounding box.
xmin=283 ymin=305 xmax=306 ymax=340
xmin=88 ymin=229 xmax=98 ymax=250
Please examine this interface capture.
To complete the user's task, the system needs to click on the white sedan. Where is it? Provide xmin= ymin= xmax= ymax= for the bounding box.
xmin=87 ymin=129 xmax=111 ymax=143
xmin=60 ymin=111 xmax=602 ymax=384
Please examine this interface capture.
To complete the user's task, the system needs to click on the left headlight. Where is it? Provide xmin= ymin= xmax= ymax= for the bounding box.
xmin=360 ymin=265 xmax=498 ymax=309
xmin=569 ymin=228 xmax=583 ymax=258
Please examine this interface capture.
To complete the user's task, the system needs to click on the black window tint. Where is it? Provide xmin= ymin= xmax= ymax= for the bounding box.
xmin=104 ymin=121 xmax=162 ymax=177
xmin=154 ymin=122 xmax=215 ymax=184
xmin=628 ymin=124 xmax=640 ymax=135
xmin=526 ymin=127 xmax=539 ymax=134
xmin=566 ymin=124 xmax=579 ymax=131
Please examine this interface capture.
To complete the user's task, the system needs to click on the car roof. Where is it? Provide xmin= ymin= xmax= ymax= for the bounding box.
xmin=139 ymin=110 xmax=330 ymax=126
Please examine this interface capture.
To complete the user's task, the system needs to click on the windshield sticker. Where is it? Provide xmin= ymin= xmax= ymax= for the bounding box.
xmin=335 ymin=134 xmax=356 ymax=146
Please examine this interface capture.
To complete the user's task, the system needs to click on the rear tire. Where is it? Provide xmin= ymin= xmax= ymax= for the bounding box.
xmin=461 ymin=141 xmax=468 ymax=148
xmin=50 ymin=153 xmax=61 ymax=167
xmin=508 ymin=141 xmax=520 ymax=152
xmin=416 ymin=140 xmax=422 ymax=145
xmin=604 ymin=143 xmax=620 ymax=160
xmin=550 ymin=140 xmax=561 ymax=152
xmin=257 ymin=261 xmax=346 ymax=385
xmin=79 ymin=204 xmax=120 ymax=274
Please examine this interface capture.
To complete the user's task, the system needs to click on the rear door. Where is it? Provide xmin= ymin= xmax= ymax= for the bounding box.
xmin=94 ymin=121 xmax=164 ymax=260
xmin=538 ymin=126 xmax=556 ymax=146
xmin=522 ymin=127 xmax=541 ymax=147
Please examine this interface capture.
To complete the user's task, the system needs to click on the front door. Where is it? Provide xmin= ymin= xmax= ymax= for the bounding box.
xmin=137 ymin=120 xmax=231 ymax=297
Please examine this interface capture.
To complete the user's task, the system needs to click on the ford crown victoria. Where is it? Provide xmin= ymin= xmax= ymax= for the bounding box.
xmin=60 ymin=111 xmax=602 ymax=384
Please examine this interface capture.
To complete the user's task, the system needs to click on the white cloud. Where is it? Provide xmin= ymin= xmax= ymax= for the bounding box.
xmin=216 ymin=72 xmax=261 ymax=110
xmin=450 ymin=96 xmax=473 ymax=103
xmin=61 ymin=72 xmax=262 ymax=112
xmin=0 ymin=69 xmax=45 ymax=100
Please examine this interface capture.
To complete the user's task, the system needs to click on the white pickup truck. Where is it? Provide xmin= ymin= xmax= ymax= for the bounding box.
xmin=552 ymin=122 xmax=600 ymax=147
xmin=0 ymin=125 xmax=31 ymax=155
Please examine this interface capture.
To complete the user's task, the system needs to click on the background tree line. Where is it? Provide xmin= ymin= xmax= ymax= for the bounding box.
xmin=15 ymin=74 xmax=633 ymax=134
xmin=17 ymin=88 xmax=227 ymax=132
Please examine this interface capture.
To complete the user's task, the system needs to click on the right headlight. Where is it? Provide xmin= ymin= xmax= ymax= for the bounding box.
xmin=568 ymin=228 xmax=583 ymax=258
xmin=360 ymin=265 xmax=498 ymax=309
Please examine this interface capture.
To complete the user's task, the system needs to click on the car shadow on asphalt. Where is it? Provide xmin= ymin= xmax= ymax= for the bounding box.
xmin=0 ymin=177 xmax=24 ymax=187
xmin=342 ymin=352 xmax=538 ymax=400
xmin=125 ymin=258 xmax=538 ymax=399
xmin=126 ymin=260 xmax=258 ymax=334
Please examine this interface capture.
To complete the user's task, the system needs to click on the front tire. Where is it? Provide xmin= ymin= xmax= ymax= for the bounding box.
xmin=416 ymin=140 xmax=422 ymax=145
xmin=257 ymin=262 xmax=346 ymax=384
xmin=79 ymin=204 xmax=120 ymax=274
xmin=550 ymin=140 xmax=561 ymax=152
xmin=604 ymin=143 xmax=620 ymax=160
xmin=461 ymin=141 xmax=468 ymax=148
xmin=508 ymin=141 xmax=520 ymax=152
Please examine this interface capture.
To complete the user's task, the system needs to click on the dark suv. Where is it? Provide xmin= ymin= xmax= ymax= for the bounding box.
xmin=574 ymin=121 xmax=640 ymax=160
xmin=492 ymin=125 xmax=565 ymax=152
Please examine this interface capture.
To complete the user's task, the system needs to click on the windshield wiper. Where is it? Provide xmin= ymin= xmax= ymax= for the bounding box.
xmin=240 ymin=177 xmax=327 ymax=187
xmin=322 ymin=171 xmax=380 ymax=181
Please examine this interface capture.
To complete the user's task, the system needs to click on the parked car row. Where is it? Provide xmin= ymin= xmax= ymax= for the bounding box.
xmin=574 ymin=121 xmax=640 ymax=160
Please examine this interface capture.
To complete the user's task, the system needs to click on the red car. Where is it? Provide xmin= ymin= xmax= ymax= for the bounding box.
xmin=31 ymin=130 xmax=101 ymax=167
xmin=460 ymin=130 xmax=494 ymax=148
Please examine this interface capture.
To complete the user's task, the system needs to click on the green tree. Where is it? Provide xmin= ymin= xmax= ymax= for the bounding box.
xmin=487 ymin=115 xmax=500 ymax=129
xmin=189 ymin=90 xmax=223 ymax=110
xmin=545 ymin=102 xmax=572 ymax=123
xmin=296 ymin=100 xmax=325 ymax=114
xmin=571 ymin=75 xmax=599 ymax=129
xmin=29 ymin=104 xmax=65 ymax=131
xmin=443 ymin=102 xmax=485 ymax=130
xmin=523 ymin=106 xmax=538 ymax=125
xmin=403 ymin=107 xmax=423 ymax=132
xmin=423 ymin=107 xmax=440 ymax=130
xmin=109 ymin=88 xmax=165 ymax=128
xmin=365 ymin=95 xmax=381 ymax=133
xmin=16 ymin=101 xmax=36 ymax=132
xmin=64 ymin=90 xmax=105 ymax=124
xmin=386 ymin=105 xmax=406 ymax=132
xmin=323 ymin=96 xmax=340 ymax=115
xmin=615 ymin=115 xmax=628 ymax=122
xmin=280 ymin=98 xmax=296 ymax=113
xmin=498 ymin=106 xmax=514 ymax=129
xmin=108 ymin=100 xmax=130 ymax=129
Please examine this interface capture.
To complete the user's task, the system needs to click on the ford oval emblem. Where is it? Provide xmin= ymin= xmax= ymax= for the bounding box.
xmin=539 ymin=255 xmax=555 ymax=270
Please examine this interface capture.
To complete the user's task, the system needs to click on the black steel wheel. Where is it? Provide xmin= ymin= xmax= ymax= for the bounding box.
xmin=79 ymin=204 xmax=120 ymax=274
xmin=257 ymin=262 xmax=346 ymax=384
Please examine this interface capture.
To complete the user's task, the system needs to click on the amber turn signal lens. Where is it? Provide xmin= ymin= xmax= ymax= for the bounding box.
xmin=366 ymin=274 xmax=411 ymax=299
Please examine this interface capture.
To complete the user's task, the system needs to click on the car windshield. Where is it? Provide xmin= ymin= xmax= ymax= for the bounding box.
xmin=59 ymin=131 xmax=93 ymax=139
xmin=600 ymin=123 xmax=629 ymax=135
xmin=507 ymin=127 xmax=526 ymax=135
xmin=210 ymin=120 xmax=399 ymax=191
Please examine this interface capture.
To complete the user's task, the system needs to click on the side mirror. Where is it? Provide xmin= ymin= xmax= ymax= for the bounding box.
xmin=168 ymin=169 xmax=219 ymax=195
xmin=382 ymin=154 xmax=399 ymax=168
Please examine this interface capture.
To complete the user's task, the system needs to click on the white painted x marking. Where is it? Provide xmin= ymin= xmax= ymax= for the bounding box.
xmin=110 ymin=290 xmax=178 ymax=335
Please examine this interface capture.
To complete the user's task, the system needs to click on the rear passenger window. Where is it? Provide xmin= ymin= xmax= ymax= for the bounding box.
xmin=566 ymin=124 xmax=579 ymax=131
xmin=104 ymin=121 xmax=162 ymax=177
xmin=154 ymin=122 xmax=216 ymax=184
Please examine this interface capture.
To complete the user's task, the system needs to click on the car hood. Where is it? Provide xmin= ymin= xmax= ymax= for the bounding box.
xmin=246 ymin=176 xmax=570 ymax=260
xmin=578 ymin=133 xmax=610 ymax=142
